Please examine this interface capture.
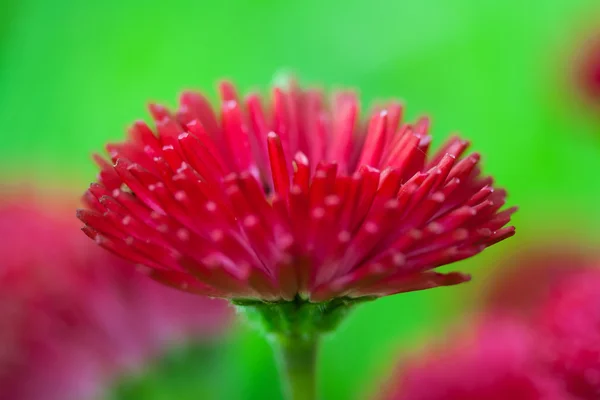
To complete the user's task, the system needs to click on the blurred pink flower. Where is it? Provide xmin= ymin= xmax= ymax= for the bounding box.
xmin=379 ymin=242 xmax=600 ymax=400
xmin=77 ymin=80 xmax=515 ymax=303
xmin=379 ymin=321 xmax=568 ymax=400
xmin=0 ymin=197 xmax=232 ymax=400
xmin=537 ymin=270 xmax=600 ymax=399
xmin=483 ymin=243 xmax=596 ymax=318
xmin=575 ymin=34 xmax=600 ymax=105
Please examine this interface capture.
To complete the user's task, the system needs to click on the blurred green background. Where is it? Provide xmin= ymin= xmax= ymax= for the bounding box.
xmin=1 ymin=0 xmax=600 ymax=399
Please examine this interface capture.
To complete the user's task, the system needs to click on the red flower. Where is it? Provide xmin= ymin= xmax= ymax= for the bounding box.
xmin=537 ymin=270 xmax=600 ymax=400
xmin=379 ymin=321 xmax=568 ymax=400
xmin=78 ymin=80 xmax=515 ymax=302
xmin=575 ymin=34 xmax=600 ymax=104
xmin=483 ymin=243 xmax=596 ymax=318
xmin=0 ymin=197 xmax=231 ymax=400
xmin=478 ymin=244 xmax=600 ymax=399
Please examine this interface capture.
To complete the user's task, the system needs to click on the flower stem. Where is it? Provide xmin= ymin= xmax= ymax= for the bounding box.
xmin=271 ymin=334 xmax=319 ymax=400
xmin=234 ymin=297 xmax=374 ymax=399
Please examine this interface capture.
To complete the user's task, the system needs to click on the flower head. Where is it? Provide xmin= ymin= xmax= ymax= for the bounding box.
xmin=379 ymin=321 xmax=567 ymax=400
xmin=483 ymin=242 xmax=596 ymax=318
xmin=478 ymin=245 xmax=600 ymax=399
xmin=78 ymin=80 xmax=515 ymax=303
xmin=0 ymin=196 xmax=231 ymax=400
xmin=537 ymin=269 xmax=600 ymax=399
xmin=575 ymin=34 xmax=600 ymax=105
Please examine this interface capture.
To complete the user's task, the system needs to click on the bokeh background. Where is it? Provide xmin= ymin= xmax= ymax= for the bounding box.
xmin=1 ymin=0 xmax=600 ymax=399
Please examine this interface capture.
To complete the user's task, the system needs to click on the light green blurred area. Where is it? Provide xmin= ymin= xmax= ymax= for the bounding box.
xmin=1 ymin=0 xmax=600 ymax=399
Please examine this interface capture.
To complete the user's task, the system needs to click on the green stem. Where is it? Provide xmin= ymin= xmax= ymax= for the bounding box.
xmin=235 ymin=297 xmax=374 ymax=399
xmin=271 ymin=334 xmax=319 ymax=400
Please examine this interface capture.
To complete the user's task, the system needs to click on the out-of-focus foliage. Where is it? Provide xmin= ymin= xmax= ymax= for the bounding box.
xmin=108 ymin=341 xmax=234 ymax=400
xmin=1 ymin=0 xmax=600 ymax=399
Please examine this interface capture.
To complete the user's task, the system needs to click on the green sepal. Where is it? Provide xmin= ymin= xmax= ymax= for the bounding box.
xmin=233 ymin=296 xmax=375 ymax=339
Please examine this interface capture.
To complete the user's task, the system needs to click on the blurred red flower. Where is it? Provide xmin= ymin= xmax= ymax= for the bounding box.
xmin=575 ymin=34 xmax=600 ymax=105
xmin=483 ymin=243 xmax=596 ymax=318
xmin=78 ymin=80 xmax=515 ymax=303
xmin=379 ymin=321 xmax=567 ymax=400
xmin=384 ymin=243 xmax=600 ymax=400
xmin=537 ymin=270 xmax=600 ymax=400
xmin=0 ymin=196 xmax=231 ymax=400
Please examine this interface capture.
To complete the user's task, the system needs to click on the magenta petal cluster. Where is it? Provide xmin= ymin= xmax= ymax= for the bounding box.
xmin=379 ymin=321 xmax=568 ymax=400
xmin=379 ymin=248 xmax=600 ymax=400
xmin=0 ymin=198 xmax=231 ymax=400
xmin=78 ymin=80 xmax=515 ymax=302
xmin=575 ymin=34 xmax=600 ymax=104
xmin=485 ymin=252 xmax=600 ymax=399
xmin=484 ymin=244 xmax=595 ymax=318
xmin=482 ymin=244 xmax=600 ymax=399
xmin=538 ymin=270 xmax=600 ymax=399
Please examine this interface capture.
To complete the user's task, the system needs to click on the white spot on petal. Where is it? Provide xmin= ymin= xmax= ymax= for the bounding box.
xmin=312 ymin=207 xmax=325 ymax=219
xmin=431 ymin=192 xmax=445 ymax=202
xmin=174 ymin=191 xmax=186 ymax=201
xmin=338 ymin=230 xmax=351 ymax=243
xmin=384 ymin=199 xmax=400 ymax=209
xmin=278 ymin=234 xmax=294 ymax=249
xmin=427 ymin=222 xmax=443 ymax=234
xmin=324 ymin=195 xmax=340 ymax=207
xmin=365 ymin=222 xmax=379 ymax=234
xmin=157 ymin=224 xmax=168 ymax=233
xmin=243 ymin=215 xmax=259 ymax=227
xmin=210 ymin=230 xmax=224 ymax=242
xmin=290 ymin=185 xmax=303 ymax=195
xmin=392 ymin=253 xmax=406 ymax=266
xmin=176 ymin=228 xmax=190 ymax=241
